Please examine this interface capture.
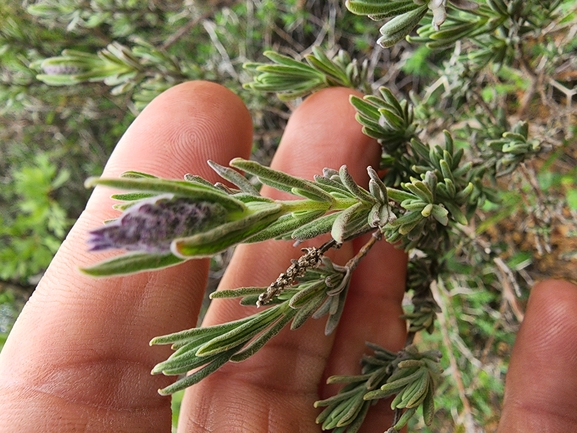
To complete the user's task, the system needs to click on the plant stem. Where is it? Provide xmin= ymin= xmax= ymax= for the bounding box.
xmin=345 ymin=229 xmax=382 ymax=272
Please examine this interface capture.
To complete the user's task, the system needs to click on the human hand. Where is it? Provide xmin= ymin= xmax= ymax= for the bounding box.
xmin=0 ymin=81 xmax=575 ymax=432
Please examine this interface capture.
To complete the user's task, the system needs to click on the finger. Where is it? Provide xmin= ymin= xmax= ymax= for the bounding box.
xmin=179 ymin=87 xmax=407 ymax=432
xmin=0 ymin=81 xmax=252 ymax=432
xmin=497 ymin=279 xmax=577 ymax=432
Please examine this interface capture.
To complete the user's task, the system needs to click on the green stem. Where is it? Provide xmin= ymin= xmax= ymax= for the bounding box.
xmin=279 ymin=197 xmax=359 ymax=213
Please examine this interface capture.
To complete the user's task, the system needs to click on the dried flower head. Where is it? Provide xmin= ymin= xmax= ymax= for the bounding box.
xmin=88 ymin=195 xmax=227 ymax=254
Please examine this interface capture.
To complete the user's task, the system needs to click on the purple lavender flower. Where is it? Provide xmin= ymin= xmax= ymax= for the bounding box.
xmin=42 ymin=64 xmax=81 ymax=76
xmin=88 ymin=195 xmax=227 ymax=254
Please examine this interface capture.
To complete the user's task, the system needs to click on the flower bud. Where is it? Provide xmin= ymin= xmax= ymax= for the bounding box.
xmin=88 ymin=195 xmax=227 ymax=254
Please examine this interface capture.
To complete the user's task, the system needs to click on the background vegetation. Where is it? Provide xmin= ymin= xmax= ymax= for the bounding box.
xmin=1 ymin=0 xmax=576 ymax=431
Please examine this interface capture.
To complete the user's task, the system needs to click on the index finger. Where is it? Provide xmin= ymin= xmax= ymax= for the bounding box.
xmin=0 ymin=81 xmax=252 ymax=432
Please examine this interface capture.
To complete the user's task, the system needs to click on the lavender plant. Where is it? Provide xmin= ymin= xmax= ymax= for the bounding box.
xmin=74 ymin=1 xmax=573 ymax=431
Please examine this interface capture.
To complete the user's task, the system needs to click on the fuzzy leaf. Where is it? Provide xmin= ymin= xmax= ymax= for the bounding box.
xmin=80 ymin=252 xmax=183 ymax=276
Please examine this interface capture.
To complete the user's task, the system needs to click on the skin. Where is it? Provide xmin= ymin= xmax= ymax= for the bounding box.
xmin=0 ymin=81 xmax=576 ymax=432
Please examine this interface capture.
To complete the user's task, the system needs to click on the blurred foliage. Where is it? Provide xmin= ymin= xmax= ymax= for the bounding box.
xmin=1 ymin=0 xmax=577 ymax=431
xmin=0 ymin=153 xmax=70 ymax=283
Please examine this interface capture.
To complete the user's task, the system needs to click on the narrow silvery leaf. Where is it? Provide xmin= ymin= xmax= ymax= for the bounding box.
xmin=80 ymin=252 xmax=183 ymax=277
xmin=335 ymin=393 xmax=366 ymax=427
xmin=256 ymin=64 xmax=320 ymax=78
xmin=151 ymin=315 xmax=256 ymax=346
xmin=387 ymin=209 xmax=422 ymax=228
xmin=291 ymin=212 xmax=339 ymax=241
xmin=350 ymin=94 xmax=380 ymax=119
xmin=392 ymin=407 xmax=417 ymax=430
xmin=196 ymin=305 xmax=284 ymax=357
xmin=386 ymin=187 xmax=415 ymax=202
xmin=331 ymin=202 xmax=363 ymax=243
xmin=288 ymin=280 xmax=327 ymax=308
xmin=157 ymin=347 xmax=241 ymax=395
xmin=443 ymin=177 xmax=457 ymax=197
xmin=183 ymin=174 xmax=214 ymax=187
xmin=120 ymin=170 xmax=158 ymax=179
xmin=230 ymin=158 xmax=335 ymax=203
xmin=110 ymin=192 xmax=155 ymax=202
xmin=404 ymin=181 xmax=434 ymax=203
xmin=314 ymin=175 xmax=354 ymax=196
xmin=262 ymin=51 xmax=318 ymax=71
xmin=306 ymin=51 xmax=342 ymax=80
xmin=291 ymin=294 xmax=327 ymax=330
xmin=339 ymin=165 xmax=374 ymax=202
xmin=456 ymin=182 xmax=474 ymax=201
xmin=346 ymin=0 xmax=417 ymax=17
xmin=154 ymin=334 xmax=227 ymax=375
xmin=422 ymin=381 xmax=436 ymax=425
xmin=378 ymin=6 xmax=428 ymax=47
xmin=231 ymin=309 xmax=297 ymax=361
xmin=367 ymin=166 xmax=388 ymax=203
xmin=85 ymin=176 xmax=246 ymax=212
xmin=444 ymin=201 xmax=467 ymax=225
xmin=210 ymin=287 xmax=267 ymax=299
xmin=291 ymin=187 xmax=334 ymax=202
xmin=207 ymin=160 xmax=259 ymax=194
xmin=325 ymin=283 xmax=350 ymax=335
xmin=246 ymin=210 xmax=325 ymax=243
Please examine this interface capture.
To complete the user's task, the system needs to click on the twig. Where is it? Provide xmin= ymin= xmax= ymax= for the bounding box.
xmin=467 ymin=292 xmax=509 ymax=394
xmin=547 ymin=77 xmax=577 ymax=139
xmin=431 ymin=280 xmax=477 ymax=432
xmin=202 ymin=19 xmax=239 ymax=79
xmin=516 ymin=41 xmax=542 ymax=118
xmin=519 ymin=162 xmax=553 ymax=254
xmin=493 ymin=257 xmax=525 ymax=322
xmin=161 ymin=9 xmax=214 ymax=50
xmin=345 ymin=230 xmax=382 ymax=271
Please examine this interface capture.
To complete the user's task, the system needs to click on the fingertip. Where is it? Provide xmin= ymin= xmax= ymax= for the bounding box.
xmin=498 ymin=279 xmax=577 ymax=432
xmin=104 ymin=80 xmax=253 ymax=181
xmin=268 ymin=87 xmax=379 ymax=190
xmin=531 ymin=278 xmax=577 ymax=302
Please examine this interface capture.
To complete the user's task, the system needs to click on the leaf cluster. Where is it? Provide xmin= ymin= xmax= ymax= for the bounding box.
xmin=35 ymin=39 xmax=186 ymax=103
xmin=243 ymin=47 xmax=370 ymax=101
xmin=0 ymin=153 xmax=71 ymax=283
xmin=314 ymin=343 xmax=442 ymax=432
xmin=82 ymin=159 xmax=392 ymax=276
xmin=151 ymin=257 xmax=352 ymax=394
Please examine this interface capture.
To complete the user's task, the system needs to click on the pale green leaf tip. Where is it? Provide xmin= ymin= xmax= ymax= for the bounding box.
xmin=78 ymin=265 xmax=114 ymax=278
xmin=84 ymin=176 xmax=100 ymax=189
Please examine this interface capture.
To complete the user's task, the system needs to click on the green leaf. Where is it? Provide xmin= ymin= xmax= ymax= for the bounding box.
xmin=230 ymin=158 xmax=335 ymax=203
xmin=157 ymin=346 xmax=241 ymax=395
xmin=85 ymin=176 xmax=246 ymax=212
xmin=331 ymin=202 xmax=370 ymax=243
xmin=387 ymin=187 xmax=416 ymax=202
xmin=196 ymin=305 xmax=284 ymax=357
xmin=207 ymin=160 xmax=259 ymax=195
xmin=339 ymin=165 xmax=374 ymax=202
xmin=230 ymin=308 xmax=297 ymax=361
xmin=345 ymin=0 xmax=419 ymax=18
xmin=377 ymin=5 xmax=428 ymax=47
xmin=291 ymin=212 xmax=340 ymax=240
xmin=209 ymin=287 xmax=267 ymax=299
xmin=245 ymin=210 xmax=326 ymax=242
xmin=80 ymin=252 xmax=183 ymax=277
